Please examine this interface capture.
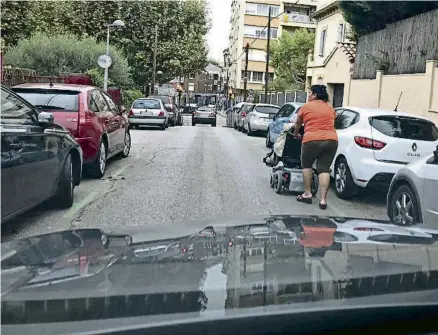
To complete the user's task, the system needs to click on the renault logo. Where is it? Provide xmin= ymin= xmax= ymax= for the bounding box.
xmin=412 ymin=143 xmax=417 ymax=152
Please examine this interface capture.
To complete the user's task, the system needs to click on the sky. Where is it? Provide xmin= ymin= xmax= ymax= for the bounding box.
xmin=206 ymin=0 xmax=232 ymax=63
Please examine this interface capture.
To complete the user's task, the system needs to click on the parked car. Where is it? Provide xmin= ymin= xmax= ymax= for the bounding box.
xmin=13 ymin=83 xmax=131 ymax=178
xmin=192 ymin=106 xmax=216 ymax=127
xmin=387 ymin=144 xmax=438 ymax=226
xmin=231 ymin=102 xmax=245 ymax=129
xmin=242 ymin=104 xmax=280 ymax=136
xmin=149 ymin=95 xmax=181 ymax=126
xmin=330 ymin=107 xmax=438 ymax=199
xmin=1 ymin=85 xmax=83 ymax=223
xmin=235 ymin=103 xmax=254 ymax=132
xmin=129 ymin=98 xmax=168 ymax=130
xmin=266 ymin=102 xmax=304 ymax=148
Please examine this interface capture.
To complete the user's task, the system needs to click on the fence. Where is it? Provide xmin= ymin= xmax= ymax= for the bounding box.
xmin=234 ymin=90 xmax=306 ymax=105
xmin=353 ymin=9 xmax=438 ymax=79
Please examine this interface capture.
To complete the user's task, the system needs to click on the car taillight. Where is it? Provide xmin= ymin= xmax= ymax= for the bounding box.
xmin=354 ymin=136 xmax=386 ymax=150
xmin=158 ymin=111 xmax=164 ymax=116
xmin=79 ymin=111 xmax=93 ymax=125
xmin=129 ymin=109 xmax=134 ymax=116
xmin=353 ymin=227 xmax=384 ymax=232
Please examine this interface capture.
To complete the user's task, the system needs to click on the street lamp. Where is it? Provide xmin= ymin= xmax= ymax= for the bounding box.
xmin=104 ymin=19 xmax=125 ymax=92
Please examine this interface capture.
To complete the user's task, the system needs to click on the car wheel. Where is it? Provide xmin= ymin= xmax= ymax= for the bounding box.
xmin=334 ymin=157 xmax=358 ymax=199
xmin=89 ymin=141 xmax=107 ymax=178
xmin=274 ymin=171 xmax=283 ymax=194
xmin=121 ymin=131 xmax=131 ymax=158
xmin=389 ymin=184 xmax=421 ymax=225
xmin=53 ymin=153 xmax=74 ymax=208
xmin=270 ymin=174 xmax=275 ymax=188
xmin=266 ymin=130 xmax=273 ymax=148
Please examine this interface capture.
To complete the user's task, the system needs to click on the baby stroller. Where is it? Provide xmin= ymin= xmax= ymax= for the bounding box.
xmin=263 ymin=125 xmax=319 ymax=195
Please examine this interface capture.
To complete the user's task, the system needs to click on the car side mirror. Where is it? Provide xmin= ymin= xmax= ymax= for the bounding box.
xmin=38 ymin=111 xmax=54 ymax=127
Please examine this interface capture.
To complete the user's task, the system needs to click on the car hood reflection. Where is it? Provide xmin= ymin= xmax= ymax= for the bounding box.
xmin=2 ymin=215 xmax=438 ymax=325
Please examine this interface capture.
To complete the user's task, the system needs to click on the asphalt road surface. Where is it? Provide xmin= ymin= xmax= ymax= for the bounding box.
xmin=1 ymin=114 xmax=388 ymax=242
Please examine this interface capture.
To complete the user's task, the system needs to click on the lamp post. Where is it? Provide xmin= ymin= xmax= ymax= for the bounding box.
xmin=104 ymin=19 xmax=125 ymax=92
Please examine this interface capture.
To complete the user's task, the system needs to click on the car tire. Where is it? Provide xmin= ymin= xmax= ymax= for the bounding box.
xmin=388 ymin=184 xmax=421 ymax=225
xmin=334 ymin=157 xmax=358 ymax=199
xmin=266 ymin=130 xmax=273 ymax=148
xmin=120 ymin=131 xmax=131 ymax=158
xmin=89 ymin=140 xmax=107 ymax=178
xmin=53 ymin=153 xmax=74 ymax=208
xmin=270 ymin=174 xmax=275 ymax=188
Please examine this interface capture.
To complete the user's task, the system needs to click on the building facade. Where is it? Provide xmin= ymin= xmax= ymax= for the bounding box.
xmin=228 ymin=0 xmax=320 ymax=95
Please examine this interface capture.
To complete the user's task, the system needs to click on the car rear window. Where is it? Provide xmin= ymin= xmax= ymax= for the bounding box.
xmin=12 ymin=89 xmax=79 ymax=112
xmin=150 ymin=96 xmax=171 ymax=105
xmin=133 ymin=99 xmax=160 ymax=109
xmin=370 ymin=115 xmax=438 ymax=141
xmin=255 ymin=106 xmax=280 ymax=114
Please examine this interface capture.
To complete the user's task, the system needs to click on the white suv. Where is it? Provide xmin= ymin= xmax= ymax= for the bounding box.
xmin=330 ymin=107 xmax=438 ymax=199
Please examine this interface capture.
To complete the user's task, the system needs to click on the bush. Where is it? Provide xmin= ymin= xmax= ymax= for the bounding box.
xmin=4 ymin=32 xmax=131 ymax=87
xmin=122 ymin=89 xmax=144 ymax=108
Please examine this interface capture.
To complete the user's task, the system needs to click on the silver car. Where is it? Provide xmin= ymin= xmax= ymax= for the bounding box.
xmin=192 ymin=106 xmax=216 ymax=127
xmin=242 ymin=104 xmax=280 ymax=136
xmin=235 ymin=103 xmax=254 ymax=132
xmin=128 ymin=98 xmax=168 ymax=130
xmin=387 ymin=145 xmax=438 ymax=225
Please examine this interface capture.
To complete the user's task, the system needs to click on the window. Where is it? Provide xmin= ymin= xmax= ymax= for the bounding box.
xmin=370 ymin=116 xmax=438 ymax=141
xmin=334 ymin=110 xmax=358 ymax=129
xmin=248 ymin=49 xmax=267 ymax=62
xmin=89 ymin=95 xmax=99 ymax=113
xmin=13 ymin=88 xmax=79 ymax=112
xmin=1 ymin=87 xmax=36 ymax=124
xmin=255 ymin=106 xmax=279 ymax=114
xmin=245 ymin=3 xmax=279 ymax=16
xmin=319 ymin=29 xmax=327 ymax=56
xmin=244 ymin=25 xmax=278 ymax=39
xmin=91 ymin=90 xmax=110 ymax=112
xmin=133 ymin=99 xmax=161 ymax=109
xmin=337 ymin=23 xmax=345 ymax=42
xmin=269 ymin=73 xmax=274 ymax=81
xmin=280 ymin=104 xmax=296 ymax=118
xmin=252 ymin=71 xmax=263 ymax=82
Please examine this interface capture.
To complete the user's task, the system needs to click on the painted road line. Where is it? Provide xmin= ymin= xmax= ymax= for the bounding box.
xmin=62 ymin=191 xmax=99 ymax=219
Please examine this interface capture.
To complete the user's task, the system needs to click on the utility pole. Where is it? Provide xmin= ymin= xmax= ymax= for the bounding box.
xmin=264 ymin=6 xmax=272 ymax=103
xmin=150 ymin=24 xmax=158 ymax=96
xmin=243 ymin=43 xmax=249 ymax=101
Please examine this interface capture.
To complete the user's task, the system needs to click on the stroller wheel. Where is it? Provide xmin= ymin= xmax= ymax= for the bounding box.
xmin=270 ymin=174 xmax=275 ymax=188
xmin=311 ymin=173 xmax=319 ymax=196
xmin=274 ymin=171 xmax=283 ymax=194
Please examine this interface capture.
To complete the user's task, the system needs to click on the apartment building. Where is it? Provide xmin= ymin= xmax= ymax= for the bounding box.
xmin=228 ymin=0 xmax=320 ymax=95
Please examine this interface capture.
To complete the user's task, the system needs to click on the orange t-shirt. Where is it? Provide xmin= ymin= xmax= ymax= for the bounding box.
xmin=298 ymin=100 xmax=338 ymax=144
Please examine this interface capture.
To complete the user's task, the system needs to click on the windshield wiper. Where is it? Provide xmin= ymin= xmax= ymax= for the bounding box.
xmin=34 ymin=105 xmax=65 ymax=110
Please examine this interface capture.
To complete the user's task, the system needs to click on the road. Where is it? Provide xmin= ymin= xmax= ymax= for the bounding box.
xmin=1 ymin=114 xmax=388 ymax=242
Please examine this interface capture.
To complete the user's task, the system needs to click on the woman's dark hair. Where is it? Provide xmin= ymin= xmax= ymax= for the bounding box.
xmin=310 ymin=85 xmax=329 ymax=102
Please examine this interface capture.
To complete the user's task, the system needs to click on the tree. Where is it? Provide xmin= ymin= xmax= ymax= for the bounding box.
xmin=4 ymin=33 xmax=132 ymax=87
xmin=269 ymin=29 xmax=314 ymax=91
xmin=339 ymin=1 xmax=438 ymax=39
xmin=0 ymin=1 xmax=35 ymax=47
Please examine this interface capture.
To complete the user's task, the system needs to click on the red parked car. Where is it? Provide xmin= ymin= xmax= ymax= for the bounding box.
xmin=13 ymin=83 xmax=131 ymax=178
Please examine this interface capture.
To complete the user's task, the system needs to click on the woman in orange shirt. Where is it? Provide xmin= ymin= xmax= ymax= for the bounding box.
xmin=293 ymin=85 xmax=338 ymax=209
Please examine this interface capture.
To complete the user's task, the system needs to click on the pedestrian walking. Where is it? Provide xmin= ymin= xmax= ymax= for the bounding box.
xmin=293 ymin=85 xmax=338 ymax=209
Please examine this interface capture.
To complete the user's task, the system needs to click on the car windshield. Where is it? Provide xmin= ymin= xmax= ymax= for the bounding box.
xmin=2 ymin=1 xmax=438 ymax=330
xmin=133 ymin=99 xmax=160 ymax=109
xmin=12 ymin=89 xmax=79 ymax=111
xmin=255 ymin=106 xmax=279 ymax=114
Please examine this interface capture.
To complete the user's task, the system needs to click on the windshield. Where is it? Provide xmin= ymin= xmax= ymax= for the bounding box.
xmin=12 ymin=89 xmax=79 ymax=111
xmin=255 ymin=106 xmax=280 ymax=114
xmin=2 ymin=1 xmax=438 ymax=330
xmin=133 ymin=99 xmax=160 ymax=109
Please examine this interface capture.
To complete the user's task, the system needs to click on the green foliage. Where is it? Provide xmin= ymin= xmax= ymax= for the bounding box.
xmin=86 ymin=68 xmax=114 ymax=88
xmin=122 ymin=89 xmax=144 ymax=108
xmin=339 ymin=1 xmax=438 ymax=39
xmin=0 ymin=1 xmax=34 ymax=48
xmin=269 ymin=29 xmax=315 ymax=91
xmin=4 ymin=33 xmax=131 ymax=88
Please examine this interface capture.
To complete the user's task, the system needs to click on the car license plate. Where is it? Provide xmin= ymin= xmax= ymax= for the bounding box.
xmin=141 ymin=110 xmax=152 ymax=116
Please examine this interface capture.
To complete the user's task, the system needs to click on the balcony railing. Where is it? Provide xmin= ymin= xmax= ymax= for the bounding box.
xmin=281 ymin=13 xmax=315 ymax=24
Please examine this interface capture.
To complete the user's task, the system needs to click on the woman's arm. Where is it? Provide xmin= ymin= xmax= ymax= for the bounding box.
xmin=293 ymin=114 xmax=303 ymax=136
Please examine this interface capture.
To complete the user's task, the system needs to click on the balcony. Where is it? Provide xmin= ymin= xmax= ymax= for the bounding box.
xmin=281 ymin=13 xmax=316 ymax=27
